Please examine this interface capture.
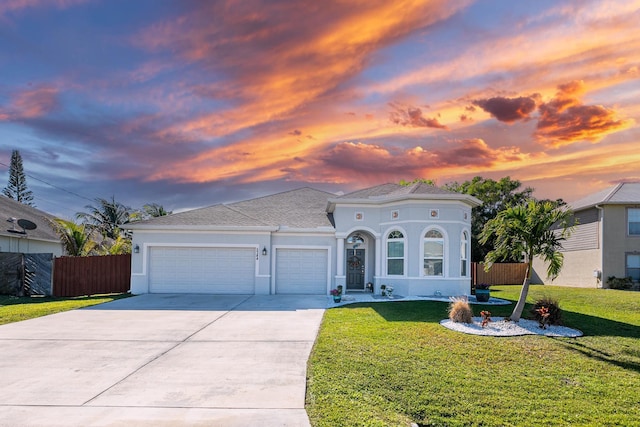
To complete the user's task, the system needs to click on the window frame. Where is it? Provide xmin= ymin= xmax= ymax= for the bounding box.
xmin=461 ymin=230 xmax=469 ymax=277
xmin=422 ymin=227 xmax=445 ymax=277
xmin=628 ymin=208 xmax=640 ymax=236
xmin=386 ymin=229 xmax=406 ymax=276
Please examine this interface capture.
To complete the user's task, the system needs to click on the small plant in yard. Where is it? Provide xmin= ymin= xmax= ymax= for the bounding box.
xmin=606 ymin=276 xmax=633 ymax=290
xmin=530 ymin=297 xmax=562 ymax=328
xmin=480 ymin=310 xmax=492 ymax=327
xmin=330 ymin=288 xmax=341 ymax=296
xmin=448 ymin=298 xmax=473 ymax=324
xmin=380 ymin=284 xmax=387 ymax=296
xmin=476 ymin=283 xmax=490 ymax=290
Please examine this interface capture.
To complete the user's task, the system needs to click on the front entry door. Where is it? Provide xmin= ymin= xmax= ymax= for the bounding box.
xmin=346 ymin=249 xmax=365 ymax=290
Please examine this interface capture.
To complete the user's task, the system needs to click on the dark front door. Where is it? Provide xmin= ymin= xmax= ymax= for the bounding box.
xmin=346 ymin=249 xmax=365 ymax=290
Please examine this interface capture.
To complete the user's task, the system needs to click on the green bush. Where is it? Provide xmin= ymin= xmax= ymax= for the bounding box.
xmin=530 ymin=297 xmax=563 ymax=328
xmin=606 ymin=276 xmax=633 ymax=290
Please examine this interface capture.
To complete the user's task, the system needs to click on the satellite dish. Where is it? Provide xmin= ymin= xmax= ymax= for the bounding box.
xmin=17 ymin=218 xmax=37 ymax=231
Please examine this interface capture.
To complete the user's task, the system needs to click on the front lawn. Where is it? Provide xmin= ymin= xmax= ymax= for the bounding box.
xmin=306 ymin=286 xmax=640 ymax=426
xmin=0 ymin=293 xmax=131 ymax=325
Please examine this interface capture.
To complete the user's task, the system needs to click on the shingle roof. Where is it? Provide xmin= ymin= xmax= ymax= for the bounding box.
xmin=0 ymin=196 xmax=60 ymax=242
xmin=128 ymin=187 xmax=335 ymax=229
xmin=339 ymin=182 xmax=458 ymax=199
xmin=570 ymin=182 xmax=640 ymax=211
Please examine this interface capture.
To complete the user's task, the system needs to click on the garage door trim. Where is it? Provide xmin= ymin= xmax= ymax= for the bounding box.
xmin=271 ymin=245 xmax=331 ymax=295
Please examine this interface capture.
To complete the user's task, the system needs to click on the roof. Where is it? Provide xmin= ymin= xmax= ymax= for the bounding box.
xmin=570 ymin=182 xmax=640 ymax=211
xmin=328 ymin=182 xmax=482 ymax=210
xmin=0 ymin=196 xmax=60 ymax=242
xmin=128 ymin=187 xmax=336 ymax=230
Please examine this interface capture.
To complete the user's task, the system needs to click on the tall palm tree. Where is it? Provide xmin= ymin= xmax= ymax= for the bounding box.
xmin=130 ymin=203 xmax=172 ymax=221
xmin=77 ymin=196 xmax=132 ymax=240
xmin=479 ymin=199 xmax=574 ymax=321
xmin=49 ymin=219 xmax=97 ymax=256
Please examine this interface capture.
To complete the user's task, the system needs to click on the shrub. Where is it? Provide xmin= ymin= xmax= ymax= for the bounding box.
xmin=606 ymin=276 xmax=633 ymax=290
xmin=530 ymin=297 xmax=562 ymax=328
xmin=448 ymin=298 xmax=473 ymax=324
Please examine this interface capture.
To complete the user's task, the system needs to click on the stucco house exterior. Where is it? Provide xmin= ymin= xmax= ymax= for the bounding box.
xmin=0 ymin=195 xmax=63 ymax=256
xmin=532 ymin=182 xmax=640 ymax=287
xmin=128 ymin=183 xmax=481 ymax=296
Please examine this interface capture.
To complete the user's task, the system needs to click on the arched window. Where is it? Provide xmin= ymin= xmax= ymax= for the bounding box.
xmin=461 ymin=231 xmax=469 ymax=277
xmin=424 ymin=229 xmax=444 ymax=276
xmin=387 ymin=230 xmax=404 ymax=275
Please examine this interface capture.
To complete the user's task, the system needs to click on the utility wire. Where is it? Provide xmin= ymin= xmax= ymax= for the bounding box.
xmin=0 ymin=160 xmax=95 ymax=203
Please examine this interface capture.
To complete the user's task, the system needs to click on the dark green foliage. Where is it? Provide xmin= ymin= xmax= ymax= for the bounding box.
xmin=606 ymin=276 xmax=633 ymax=290
xmin=531 ymin=297 xmax=563 ymax=327
xmin=3 ymin=150 xmax=34 ymax=206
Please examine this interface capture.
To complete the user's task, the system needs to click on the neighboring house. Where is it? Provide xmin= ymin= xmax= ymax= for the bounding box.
xmin=532 ymin=182 xmax=640 ymax=287
xmin=0 ymin=195 xmax=64 ymax=256
xmin=128 ymin=183 xmax=481 ymax=296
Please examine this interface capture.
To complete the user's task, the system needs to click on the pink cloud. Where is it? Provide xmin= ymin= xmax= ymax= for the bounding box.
xmin=0 ymin=84 xmax=59 ymax=120
xmin=472 ymin=95 xmax=539 ymax=123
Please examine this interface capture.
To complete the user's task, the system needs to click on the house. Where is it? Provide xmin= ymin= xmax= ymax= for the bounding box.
xmin=128 ymin=183 xmax=481 ymax=296
xmin=0 ymin=195 xmax=63 ymax=256
xmin=532 ymin=182 xmax=640 ymax=287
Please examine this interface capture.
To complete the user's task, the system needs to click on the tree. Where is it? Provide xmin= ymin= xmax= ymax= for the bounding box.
xmin=49 ymin=219 xmax=98 ymax=256
xmin=131 ymin=203 xmax=172 ymax=221
xmin=399 ymin=178 xmax=437 ymax=186
xmin=445 ymin=176 xmax=534 ymax=262
xmin=3 ymin=150 xmax=34 ymax=206
xmin=479 ymin=199 xmax=574 ymax=321
xmin=77 ymin=196 xmax=132 ymax=240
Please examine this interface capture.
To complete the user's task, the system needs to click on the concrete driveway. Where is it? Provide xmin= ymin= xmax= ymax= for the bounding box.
xmin=0 ymin=294 xmax=327 ymax=427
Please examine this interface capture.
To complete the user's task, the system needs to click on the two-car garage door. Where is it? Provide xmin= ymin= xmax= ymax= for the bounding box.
xmin=149 ymin=247 xmax=255 ymax=294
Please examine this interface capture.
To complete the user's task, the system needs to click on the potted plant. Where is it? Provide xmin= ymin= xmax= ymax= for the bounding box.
xmin=330 ymin=288 xmax=342 ymax=303
xmin=386 ymin=285 xmax=394 ymax=298
xmin=475 ymin=283 xmax=491 ymax=302
xmin=380 ymin=284 xmax=386 ymax=296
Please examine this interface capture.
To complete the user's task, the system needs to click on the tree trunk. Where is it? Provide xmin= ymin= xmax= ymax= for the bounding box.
xmin=509 ymin=261 xmax=532 ymax=322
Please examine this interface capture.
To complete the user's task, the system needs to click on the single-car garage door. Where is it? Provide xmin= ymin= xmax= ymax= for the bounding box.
xmin=276 ymin=248 xmax=328 ymax=294
xmin=149 ymin=247 xmax=255 ymax=294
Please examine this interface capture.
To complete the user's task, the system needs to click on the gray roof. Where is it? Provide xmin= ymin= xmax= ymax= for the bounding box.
xmin=0 ymin=196 xmax=60 ymax=242
xmin=128 ymin=187 xmax=336 ymax=230
xmin=570 ymin=182 xmax=640 ymax=211
xmin=339 ymin=182 xmax=458 ymax=199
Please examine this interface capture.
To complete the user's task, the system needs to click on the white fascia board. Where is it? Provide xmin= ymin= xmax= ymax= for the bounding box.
xmin=276 ymin=226 xmax=335 ymax=234
xmin=127 ymin=225 xmax=279 ymax=232
xmin=0 ymin=233 xmax=61 ymax=244
xmin=328 ymin=194 xmax=481 ymax=208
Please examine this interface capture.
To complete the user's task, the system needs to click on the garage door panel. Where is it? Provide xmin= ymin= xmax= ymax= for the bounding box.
xmin=276 ymin=249 xmax=327 ymax=294
xmin=150 ymin=247 xmax=255 ymax=294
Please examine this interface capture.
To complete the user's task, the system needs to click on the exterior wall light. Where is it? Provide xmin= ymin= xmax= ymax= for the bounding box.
xmin=134 ymin=244 xmax=140 ymax=253
xmin=262 ymin=247 xmax=268 ymax=256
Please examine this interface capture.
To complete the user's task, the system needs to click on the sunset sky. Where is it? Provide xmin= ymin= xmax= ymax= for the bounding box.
xmin=1 ymin=0 xmax=639 ymax=218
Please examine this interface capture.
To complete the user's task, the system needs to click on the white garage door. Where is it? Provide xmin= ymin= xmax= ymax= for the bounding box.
xmin=276 ymin=248 xmax=328 ymax=294
xmin=149 ymin=247 xmax=255 ymax=294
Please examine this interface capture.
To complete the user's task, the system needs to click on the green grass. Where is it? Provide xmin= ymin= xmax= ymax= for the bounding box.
xmin=0 ymin=293 xmax=131 ymax=325
xmin=306 ymin=286 xmax=640 ymax=426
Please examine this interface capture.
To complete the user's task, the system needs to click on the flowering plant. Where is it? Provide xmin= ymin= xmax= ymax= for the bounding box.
xmin=330 ymin=288 xmax=341 ymax=296
xmin=480 ymin=310 xmax=492 ymax=327
xmin=476 ymin=283 xmax=491 ymax=290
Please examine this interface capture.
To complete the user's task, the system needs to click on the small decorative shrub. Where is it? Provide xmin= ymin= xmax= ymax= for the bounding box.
xmin=380 ymin=284 xmax=387 ymax=296
xmin=530 ymin=297 xmax=562 ymax=328
xmin=606 ymin=276 xmax=633 ymax=290
xmin=480 ymin=310 xmax=492 ymax=327
xmin=476 ymin=283 xmax=490 ymax=290
xmin=448 ymin=298 xmax=473 ymax=324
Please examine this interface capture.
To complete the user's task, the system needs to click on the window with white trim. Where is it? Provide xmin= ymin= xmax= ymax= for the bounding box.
xmin=629 ymin=208 xmax=640 ymax=235
xmin=424 ymin=229 xmax=444 ymax=276
xmin=387 ymin=230 xmax=404 ymax=275
xmin=626 ymin=253 xmax=640 ymax=282
xmin=461 ymin=231 xmax=469 ymax=277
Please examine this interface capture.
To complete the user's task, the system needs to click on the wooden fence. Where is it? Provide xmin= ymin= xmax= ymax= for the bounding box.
xmin=53 ymin=254 xmax=131 ymax=297
xmin=471 ymin=262 xmax=527 ymax=286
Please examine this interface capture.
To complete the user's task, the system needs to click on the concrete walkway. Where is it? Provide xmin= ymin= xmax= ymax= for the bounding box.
xmin=0 ymin=294 xmax=327 ymax=427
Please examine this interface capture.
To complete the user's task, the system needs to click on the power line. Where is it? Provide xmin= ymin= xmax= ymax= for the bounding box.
xmin=0 ymin=160 xmax=95 ymax=203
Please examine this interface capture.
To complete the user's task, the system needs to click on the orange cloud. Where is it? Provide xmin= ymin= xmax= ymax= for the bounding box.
xmin=389 ymin=103 xmax=448 ymax=129
xmin=535 ymin=81 xmax=631 ymax=146
xmin=0 ymin=85 xmax=58 ymax=120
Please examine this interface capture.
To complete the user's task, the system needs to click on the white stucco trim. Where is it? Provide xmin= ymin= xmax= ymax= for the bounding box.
xmin=336 ymin=226 xmax=381 ymax=239
xmin=270 ymin=245 xmax=332 ymax=294
xmin=419 ymin=225 xmax=448 ymax=278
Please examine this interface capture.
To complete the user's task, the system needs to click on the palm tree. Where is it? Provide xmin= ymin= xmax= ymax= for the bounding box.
xmin=479 ymin=199 xmax=574 ymax=321
xmin=77 ymin=196 xmax=132 ymax=239
xmin=49 ymin=219 xmax=98 ymax=256
xmin=130 ymin=203 xmax=172 ymax=221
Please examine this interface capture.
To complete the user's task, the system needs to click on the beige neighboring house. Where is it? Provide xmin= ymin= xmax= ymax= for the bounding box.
xmin=0 ymin=195 xmax=64 ymax=256
xmin=532 ymin=182 xmax=640 ymax=288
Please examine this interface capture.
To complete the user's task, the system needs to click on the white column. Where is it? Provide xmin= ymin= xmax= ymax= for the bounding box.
xmin=337 ymin=238 xmax=345 ymax=276
xmin=375 ymin=236 xmax=382 ymax=277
